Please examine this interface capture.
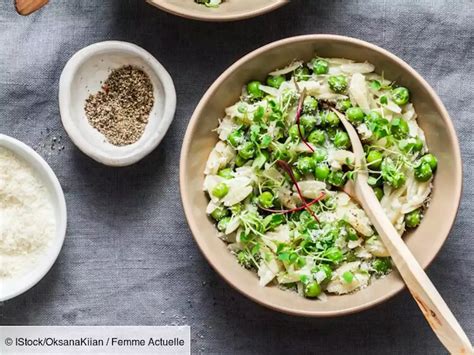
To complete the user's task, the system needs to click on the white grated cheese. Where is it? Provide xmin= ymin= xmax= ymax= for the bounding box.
xmin=0 ymin=147 xmax=56 ymax=279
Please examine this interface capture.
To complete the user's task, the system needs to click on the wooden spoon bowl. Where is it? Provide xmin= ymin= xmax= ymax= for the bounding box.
xmin=15 ymin=0 xmax=48 ymax=16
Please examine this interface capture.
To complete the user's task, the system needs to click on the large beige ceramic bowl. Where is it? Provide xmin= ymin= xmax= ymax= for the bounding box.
xmin=147 ymin=0 xmax=287 ymax=21
xmin=180 ymin=35 xmax=462 ymax=316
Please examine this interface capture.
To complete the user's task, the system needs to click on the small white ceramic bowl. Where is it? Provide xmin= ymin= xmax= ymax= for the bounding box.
xmin=59 ymin=41 xmax=176 ymax=166
xmin=0 ymin=134 xmax=67 ymax=302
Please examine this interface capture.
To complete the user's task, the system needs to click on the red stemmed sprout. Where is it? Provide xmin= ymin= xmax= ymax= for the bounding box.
xmin=258 ymin=91 xmax=324 ymax=221
xmin=258 ymin=160 xmax=323 ymax=222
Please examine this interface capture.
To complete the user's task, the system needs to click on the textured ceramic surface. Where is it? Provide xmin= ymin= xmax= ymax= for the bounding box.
xmin=180 ymin=35 xmax=462 ymax=317
xmin=59 ymin=41 xmax=176 ymax=167
xmin=0 ymin=134 xmax=67 ymax=302
xmin=147 ymin=0 xmax=287 ymax=22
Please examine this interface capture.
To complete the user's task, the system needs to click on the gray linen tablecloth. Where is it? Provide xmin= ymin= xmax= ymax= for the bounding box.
xmin=0 ymin=1 xmax=473 ymax=353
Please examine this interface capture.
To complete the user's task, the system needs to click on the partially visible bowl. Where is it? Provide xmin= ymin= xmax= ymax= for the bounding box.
xmin=180 ymin=35 xmax=462 ymax=316
xmin=59 ymin=41 xmax=176 ymax=167
xmin=147 ymin=0 xmax=287 ymax=22
xmin=0 ymin=134 xmax=67 ymax=301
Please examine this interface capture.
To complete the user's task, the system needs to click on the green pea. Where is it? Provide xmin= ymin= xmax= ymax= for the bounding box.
xmin=366 ymin=110 xmax=382 ymax=122
xmin=235 ymin=155 xmax=247 ymax=167
xmin=413 ymin=137 xmax=424 ymax=152
xmin=303 ymin=96 xmax=318 ymax=114
xmin=304 ymin=281 xmax=322 ymax=298
xmin=218 ymin=168 xmax=233 ymax=179
xmin=421 ymin=153 xmax=438 ymax=171
xmin=217 ymin=217 xmax=231 ymax=232
xmin=266 ymin=75 xmax=285 ymax=89
xmin=230 ymin=203 xmax=242 ymax=214
xmin=325 ymin=111 xmax=340 ymax=127
xmin=346 ymin=107 xmax=365 ymax=123
xmin=289 ymin=252 xmax=298 ymax=264
xmin=328 ymin=170 xmax=346 ymax=187
xmin=328 ymin=75 xmax=348 ymax=94
xmin=289 ymin=124 xmax=302 ymax=141
xmin=300 ymin=115 xmax=316 ymax=132
xmin=312 ymin=59 xmax=329 ymax=75
xmin=326 ymin=127 xmax=337 ymax=140
xmin=345 ymin=225 xmax=358 ymax=241
xmin=238 ymin=142 xmax=256 ymax=160
xmin=366 ymin=150 xmax=383 ymax=169
xmin=273 ymin=148 xmax=293 ymax=162
xmin=405 ymin=208 xmax=422 ymax=228
xmin=258 ymin=191 xmax=274 ymax=208
xmin=319 ymin=264 xmax=332 ymax=280
xmin=211 ymin=207 xmax=229 ymax=221
xmin=313 ymin=148 xmax=327 ymax=163
xmin=372 ymin=258 xmax=391 ymax=274
xmin=390 ymin=117 xmax=409 ymax=139
xmin=414 ymin=162 xmax=433 ymax=182
xmin=227 ymin=129 xmax=243 ymax=147
xmin=342 ymin=271 xmax=354 ymax=283
xmin=247 ymin=80 xmax=263 ymax=98
xmin=373 ymin=187 xmax=384 ymax=201
xmin=296 ymin=256 xmax=306 ymax=268
xmin=294 ymin=67 xmax=310 ymax=81
xmin=212 ymin=182 xmax=229 ymax=198
xmin=314 ymin=163 xmax=330 ymax=181
xmin=308 ymin=129 xmax=326 ymax=145
xmin=296 ymin=156 xmax=315 ymax=174
xmin=336 ymin=99 xmax=352 ymax=112
xmin=333 ymin=131 xmax=351 ymax=149
xmin=369 ymin=80 xmax=382 ymax=90
xmin=392 ymin=87 xmax=410 ymax=105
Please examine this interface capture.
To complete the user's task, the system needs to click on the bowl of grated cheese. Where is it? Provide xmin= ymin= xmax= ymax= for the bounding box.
xmin=0 ymin=134 xmax=67 ymax=301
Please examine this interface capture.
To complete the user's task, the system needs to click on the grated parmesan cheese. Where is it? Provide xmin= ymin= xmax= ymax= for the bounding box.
xmin=0 ymin=147 xmax=56 ymax=279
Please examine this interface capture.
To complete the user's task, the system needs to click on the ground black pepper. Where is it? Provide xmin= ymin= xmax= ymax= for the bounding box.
xmin=84 ymin=65 xmax=154 ymax=146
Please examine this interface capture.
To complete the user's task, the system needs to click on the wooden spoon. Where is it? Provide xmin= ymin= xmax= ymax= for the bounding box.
xmin=15 ymin=0 xmax=48 ymax=16
xmin=331 ymin=108 xmax=473 ymax=354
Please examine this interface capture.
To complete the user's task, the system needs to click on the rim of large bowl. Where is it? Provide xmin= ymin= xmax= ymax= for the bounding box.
xmin=179 ymin=34 xmax=463 ymax=317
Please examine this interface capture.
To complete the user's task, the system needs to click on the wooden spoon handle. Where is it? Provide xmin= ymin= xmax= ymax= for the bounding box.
xmin=356 ymin=180 xmax=473 ymax=354
xmin=333 ymin=109 xmax=473 ymax=353
xmin=15 ymin=0 xmax=48 ymax=16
